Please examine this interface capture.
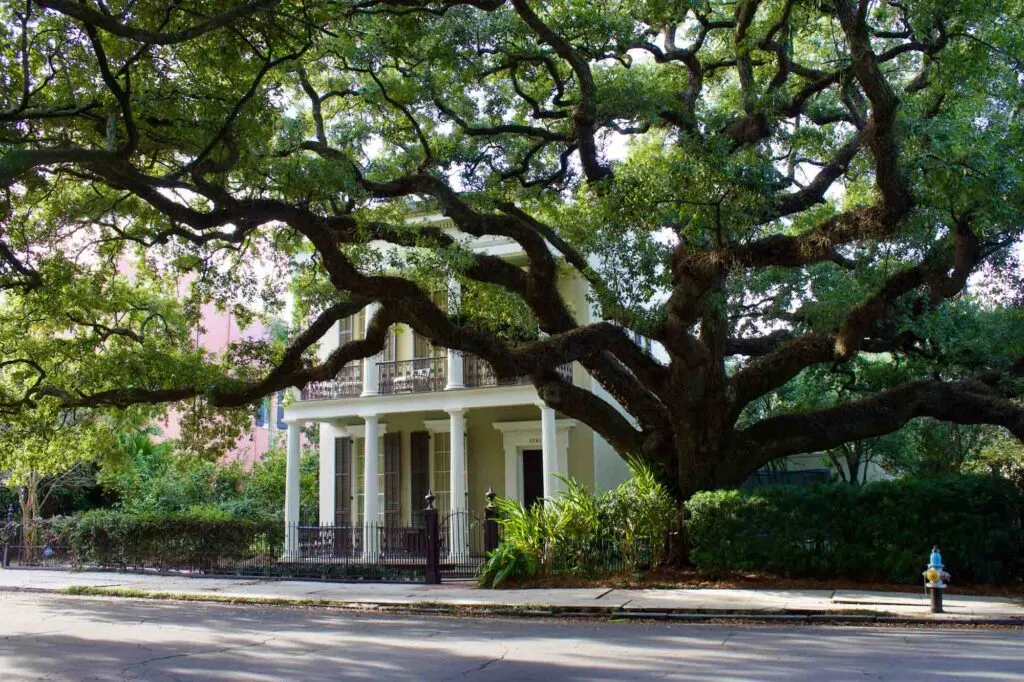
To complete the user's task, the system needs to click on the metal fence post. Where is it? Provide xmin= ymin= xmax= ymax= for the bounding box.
xmin=484 ymin=487 xmax=499 ymax=554
xmin=424 ymin=491 xmax=441 ymax=584
xmin=2 ymin=505 xmax=14 ymax=568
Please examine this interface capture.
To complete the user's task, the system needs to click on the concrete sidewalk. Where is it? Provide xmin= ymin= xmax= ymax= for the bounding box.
xmin=2 ymin=568 xmax=1021 ymax=623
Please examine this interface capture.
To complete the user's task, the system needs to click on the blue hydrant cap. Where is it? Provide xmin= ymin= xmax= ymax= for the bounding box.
xmin=929 ymin=546 xmax=943 ymax=568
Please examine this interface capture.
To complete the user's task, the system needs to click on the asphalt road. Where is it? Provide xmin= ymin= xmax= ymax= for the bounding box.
xmin=1 ymin=592 xmax=1021 ymax=681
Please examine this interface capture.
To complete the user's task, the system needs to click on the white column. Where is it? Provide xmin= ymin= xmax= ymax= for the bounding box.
xmin=445 ymin=279 xmax=464 ymax=390
xmin=362 ymin=415 xmax=380 ymax=561
xmin=284 ymin=421 xmax=301 ymax=559
xmin=448 ymin=409 xmax=467 ymax=511
xmin=448 ymin=408 xmax=468 ymax=555
xmin=538 ymin=403 xmax=560 ymax=499
xmin=361 ymin=302 xmax=380 ymax=396
xmin=319 ymin=423 xmax=336 ymax=527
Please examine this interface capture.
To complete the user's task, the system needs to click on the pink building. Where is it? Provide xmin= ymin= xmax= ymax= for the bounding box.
xmin=158 ymin=298 xmax=284 ymax=469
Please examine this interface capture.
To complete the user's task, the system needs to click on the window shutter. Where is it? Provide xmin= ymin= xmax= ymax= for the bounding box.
xmin=410 ymin=431 xmax=430 ymax=528
xmin=334 ymin=437 xmax=352 ymax=526
xmin=383 ymin=433 xmax=401 ymax=527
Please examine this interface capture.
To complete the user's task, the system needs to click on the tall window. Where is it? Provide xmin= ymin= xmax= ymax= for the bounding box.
xmin=414 ymin=289 xmax=448 ymax=358
xmin=254 ymin=398 xmax=269 ymax=427
xmin=339 ymin=309 xmax=367 ymax=344
xmin=353 ymin=436 xmax=391 ymax=525
xmin=334 ymin=438 xmax=352 ymax=526
xmin=410 ymin=432 xmax=430 ymax=528
xmin=432 ymin=432 xmax=451 ymax=516
xmin=275 ymin=390 xmax=287 ymax=430
xmin=382 ymin=327 xmax=396 ymax=362
xmin=339 ymin=315 xmax=354 ymax=346
xmin=354 ymin=441 xmax=364 ymax=526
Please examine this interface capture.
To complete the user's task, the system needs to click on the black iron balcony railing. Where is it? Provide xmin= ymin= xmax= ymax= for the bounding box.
xmin=378 ymin=356 xmax=447 ymax=394
xmin=299 ymin=363 xmax=363 ymax=401
xmin=464 ymin=355 xmax=573 ymax=388
xmin=297 ymin=355 xmax=574 ymax=401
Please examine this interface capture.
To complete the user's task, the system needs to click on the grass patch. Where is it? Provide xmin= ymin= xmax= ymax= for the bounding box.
xmin=59 ymin=586 xmax=564 ymax=617
xmin=62 ymin=585 xmax=344 ymax=608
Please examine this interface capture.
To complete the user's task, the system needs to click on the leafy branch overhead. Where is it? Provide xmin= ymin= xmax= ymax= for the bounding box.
xmin=2 ymin=0 xmax=1023 ymax=496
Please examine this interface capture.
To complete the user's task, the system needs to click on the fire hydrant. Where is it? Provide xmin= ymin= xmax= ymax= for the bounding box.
xmin=922 ymin=546 xmax=951 ymax=613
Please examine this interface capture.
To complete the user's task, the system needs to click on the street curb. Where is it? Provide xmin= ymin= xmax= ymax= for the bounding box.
xmin=16 ymin=585 xmax=1018 ymax=627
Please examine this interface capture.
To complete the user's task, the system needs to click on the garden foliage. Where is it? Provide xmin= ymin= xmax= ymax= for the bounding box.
xmin=31 ymin=509 xmax=282 ymax=572
xmin=479 ymin=458 xmax=677 ymax=587
xmin=98 ymin=430 xmax=318 ymax=521
xmin=685 ymin=477 xmax=1024 ymax=585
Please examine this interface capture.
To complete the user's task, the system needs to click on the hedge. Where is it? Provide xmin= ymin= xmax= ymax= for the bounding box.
xmin=41 ymin=509 xmax=283 ymax=571
xmin=685 ymin=476 xmax=1024 ymax=585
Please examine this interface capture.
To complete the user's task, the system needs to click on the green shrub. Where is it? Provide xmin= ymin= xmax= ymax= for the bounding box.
xmin=98 ymin=430 xmax=318 ymax=522
xmin=479 ymin=457 xmax=678 ymax=587
xmin=44 ymin=509 xmax=282 ymax=571
xmin=685 ymin=476 xmax=1024 ymax=584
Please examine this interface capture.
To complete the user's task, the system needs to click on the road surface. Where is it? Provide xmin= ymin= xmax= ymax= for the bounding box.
xmin=0 ymin=592 xmax=1020 ymax=681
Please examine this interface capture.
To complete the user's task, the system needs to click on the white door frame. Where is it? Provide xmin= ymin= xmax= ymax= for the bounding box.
xmin=493 ymin=420 xmax=576 ymax=502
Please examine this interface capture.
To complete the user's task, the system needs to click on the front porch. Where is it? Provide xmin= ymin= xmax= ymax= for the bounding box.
xmin=280 ymin=403 xmax=582 ymax=563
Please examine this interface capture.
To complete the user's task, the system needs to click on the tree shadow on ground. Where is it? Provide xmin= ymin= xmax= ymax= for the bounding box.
xmin=1 ymin=595 xmax=1020 ymax=681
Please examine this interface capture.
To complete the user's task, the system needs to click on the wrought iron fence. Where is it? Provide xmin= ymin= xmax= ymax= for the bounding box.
xmin=438 ymin=510 xmax=494 ymax=579
xmin=1 ymin=512 xmax=502 ymax=583
xmin=378 ymin=357 xmax=447 ymax=394
xmin=300 ymin=364 xmax=363 ymax=401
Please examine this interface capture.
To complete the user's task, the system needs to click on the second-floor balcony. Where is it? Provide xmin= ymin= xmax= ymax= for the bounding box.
xmin=300 ymin=364 xmax=363 ymax=401
xmin=378 ymin=356 xmax=447 ymax=394
xmin=299 ymin=353 xmax=572 ymax=401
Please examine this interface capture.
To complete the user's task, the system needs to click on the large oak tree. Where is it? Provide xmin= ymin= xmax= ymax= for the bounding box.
xmin=2 ymin=0 xmax=1023 ymax=497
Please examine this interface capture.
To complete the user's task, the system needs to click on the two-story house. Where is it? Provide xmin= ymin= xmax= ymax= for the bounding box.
xmin=280 ymin=216 xmax=636 ymax=560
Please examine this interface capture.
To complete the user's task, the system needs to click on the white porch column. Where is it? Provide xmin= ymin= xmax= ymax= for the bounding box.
xmin=445 ymin=279 xmax=464 ymax=390
xmin=538 ymin=403 xmax=561 ymax=499
xmin=284 ymin=421 xmax=302 ymax=559
xmin=361 ymin=302 xmax=380 ymax=396
xmin=362 ymin=415 xmax=380 ymax=561
xmin=318 ymin=423 xmax=336 ymax=527
xmin=448 ymin=408 xmax=467 ymax=511
xmin=447 ymin=408 xmax=468 ymax=554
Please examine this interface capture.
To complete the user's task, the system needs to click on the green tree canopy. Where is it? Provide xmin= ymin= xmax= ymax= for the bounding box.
xmin=2 ymin=0 xmax=1023 ymax=497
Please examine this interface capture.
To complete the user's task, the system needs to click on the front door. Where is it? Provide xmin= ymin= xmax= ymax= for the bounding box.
xmin=522 ymin=449 xmax=544 ymax=508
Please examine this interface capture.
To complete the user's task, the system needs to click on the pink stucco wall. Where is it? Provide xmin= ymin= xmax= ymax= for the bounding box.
xmin=158 ymin=289 xmax=281 ymax=470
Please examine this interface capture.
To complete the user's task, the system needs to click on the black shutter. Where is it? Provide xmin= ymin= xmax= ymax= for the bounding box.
xmin=410 ymin=431 xmax=430 ymax=528
xmin=334 ymin=437 xmax=351 ymax=526
xmin=383 ymin=432 xmax=401 ymax=527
